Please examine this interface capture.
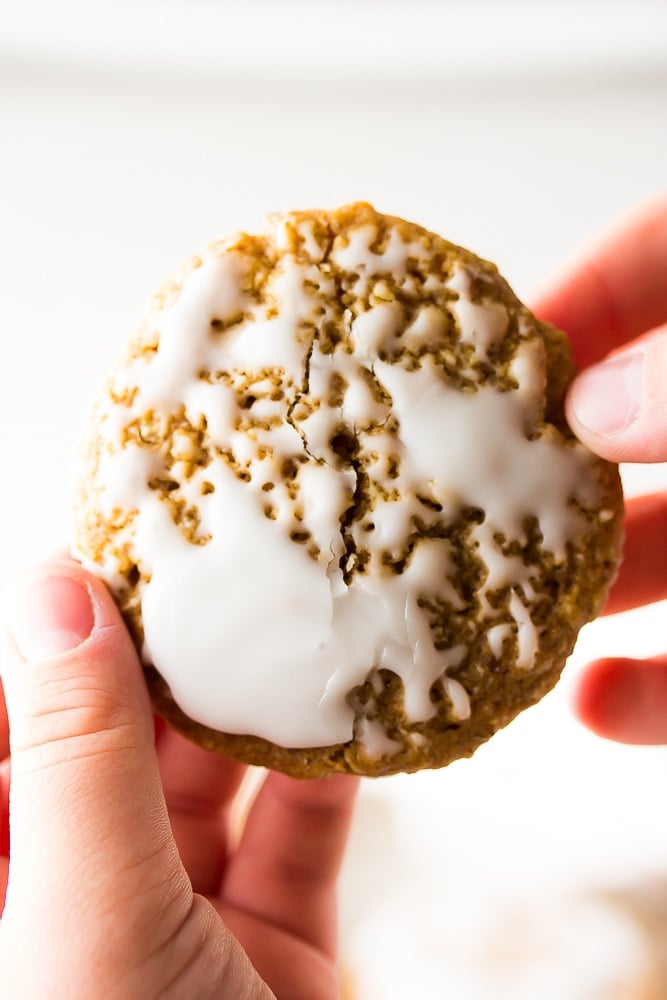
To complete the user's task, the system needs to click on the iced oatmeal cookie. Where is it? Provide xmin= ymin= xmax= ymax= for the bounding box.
xmin=73 ymin=204 xmax=623 ymax=777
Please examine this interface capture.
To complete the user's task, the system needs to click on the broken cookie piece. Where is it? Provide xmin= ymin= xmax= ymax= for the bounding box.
xmin=72 ymin=204 xmax=623 ymax=777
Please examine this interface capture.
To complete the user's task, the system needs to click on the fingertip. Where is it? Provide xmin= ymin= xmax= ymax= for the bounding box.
xmin=565 ymin=352 xmax=645 ymax=460
xmin=4 ymin=559 xmax=120 ymax=651
xmin=3 ymin=557 xmax=141 ymax=679
xmin=572 ymin=657 xmax=667 ymax=745
xmin=5 ymin=573 xmax=94 ymax=664
xmin=2 ymin=557 xmax=154 ymax=771
xmin=41 ymin=557 xmax=127 ymax=634
xmin=570 ymin=658 xmax=627 ymax=736
xmin=565 ymin=331 xmax=667 ymax=463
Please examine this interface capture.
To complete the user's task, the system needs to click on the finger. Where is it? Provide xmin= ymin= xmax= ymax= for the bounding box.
xmin=154 ymin=712 xmax=168 ymax=744
xmin=0 ymin=758 xmax=8 ymax=908
xmin=0 ymin=561 xmax=189 ymax=934
xmin=565 ymin=326 xmax=667 ymax=463
xmin=532 ymin=193 xmax=667 ymax=369
xmin=221 ymin=772 xmax=359 ymax=957
xmin=0 ymin=679 xmax=8 ymax=759
xmin=0 ymin=756 xmax=9 ymax=851
xmin=602 ymin=493 xmax=667 ymax=615
xmin=572 ymin=656 xmax=667 ymax=744
xmin=157 ymin=728 xmax=246 ymax=895
xmin=0 ymin=856 xmax=7 ymax=912
xmin=218 ymin=901 xmax=340 ymax=1000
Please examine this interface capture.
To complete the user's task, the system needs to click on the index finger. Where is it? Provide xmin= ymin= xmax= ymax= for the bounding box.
xmin=532 ymin=193 xmax=667 ymax=369
xmin=221 ymin=771 xmax=359 ymax=958
xmin=602 ymin=492 xmax=667 ymax=616
xmin=157 ymin=728 xmax=247 ymax=895
xmin=0 ymin=681 xmax=7 ymax=760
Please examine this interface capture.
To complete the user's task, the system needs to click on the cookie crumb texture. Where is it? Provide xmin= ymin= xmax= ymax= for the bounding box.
xmin=74 ymin=204 xmax=623 ymax=777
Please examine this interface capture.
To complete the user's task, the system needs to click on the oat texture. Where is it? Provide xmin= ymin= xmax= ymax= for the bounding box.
xmin=73 ymin=204 xmax=624 ymax=777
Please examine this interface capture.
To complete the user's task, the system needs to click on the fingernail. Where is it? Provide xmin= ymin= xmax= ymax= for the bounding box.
xmin=4 ymin=575 xmax=95 ymax=662
xmin=570 ymin=351 xmax=644 ymax=436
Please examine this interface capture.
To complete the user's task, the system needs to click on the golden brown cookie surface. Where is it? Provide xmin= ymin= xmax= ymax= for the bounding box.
xmin=73 ymin=204 xmax=623 ymax=777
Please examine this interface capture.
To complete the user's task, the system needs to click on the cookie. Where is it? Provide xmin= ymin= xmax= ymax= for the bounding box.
xmin=73 ymin=204 xmax=623 ymax=777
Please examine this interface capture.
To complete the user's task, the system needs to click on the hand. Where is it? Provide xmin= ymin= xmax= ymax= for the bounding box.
xmin=0 ymin=561 xmax=358 ymax=999
xmin=533 ymin=193 xmax=667 ymax=745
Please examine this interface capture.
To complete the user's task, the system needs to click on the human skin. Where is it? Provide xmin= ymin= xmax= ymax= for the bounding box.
xmin=533 ymin=193 xmax=667 ymax=744
xmin=0 ymin=195 xmax=665 ymax=996
xmin=0 ymin=565 xmax=358 ymax=999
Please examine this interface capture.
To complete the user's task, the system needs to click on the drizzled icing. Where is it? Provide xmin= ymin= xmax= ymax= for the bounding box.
xmin=79 ymin=209 xmax=603 ymax=753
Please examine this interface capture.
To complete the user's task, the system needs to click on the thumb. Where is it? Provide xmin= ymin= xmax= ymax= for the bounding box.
xmin=566 ymin=329 xmax=667 ymax=462
xmin=0 ymin=561 xmax=186 ymax=928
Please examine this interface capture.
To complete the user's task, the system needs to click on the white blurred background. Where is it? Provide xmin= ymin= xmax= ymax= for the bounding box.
xmin=1 ymin=2 xmax=667 ymax=996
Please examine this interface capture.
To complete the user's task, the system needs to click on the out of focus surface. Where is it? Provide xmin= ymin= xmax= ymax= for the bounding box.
xmin=2 ymin=2 xmax=667 ymax=996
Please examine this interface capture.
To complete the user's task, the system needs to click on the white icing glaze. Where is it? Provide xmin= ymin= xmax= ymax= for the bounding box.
xmin=351 ymin=301 xmax=404 ymax=360
xmin=509 ymin=589 xmax=539 ymax=671
xmin=373 ymin=357 xmax=592 ymax=559
xmin=447 ymin=264 xmax=509 ymax=360
xmin=84 ymin=213 xmax=603 ymax=749
xmin=486 ymin=623 xmax=512 ymax=659
xmin=509 ymin=336 xmax=546 ymax=403
xmin=357 ymin=718 xmax=402 ymax=759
